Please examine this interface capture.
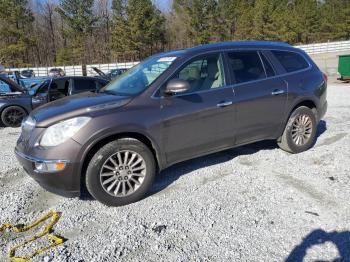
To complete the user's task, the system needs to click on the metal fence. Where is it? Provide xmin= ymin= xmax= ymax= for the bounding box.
xmin=5 ymin=40 xmax=350 ymax=77
xmin=296 ymin=40 xmax=350 ymax=54
xmin=8 ymin=61 xmax=140 ymax=77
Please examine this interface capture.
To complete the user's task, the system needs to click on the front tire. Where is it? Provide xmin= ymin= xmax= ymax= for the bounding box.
xmin=86 ymin=138 xmax=156 ymax=206
xmin=278 ymin=106 xmax=317 ymax=154
xmin=1 ymin=106 xmax=27 ymax=127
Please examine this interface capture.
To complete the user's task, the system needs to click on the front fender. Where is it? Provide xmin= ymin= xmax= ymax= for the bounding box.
xmin=74 ymin=124 xmax=165 ymax=179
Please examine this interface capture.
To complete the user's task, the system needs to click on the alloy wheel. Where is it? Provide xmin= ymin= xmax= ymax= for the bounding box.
xmin=99 ymin=150 xmax=146 ymax=197
xmin=291 ymin=114 xmax=313 ymax=146
xmin=4 ymin=108 xmax=25 ymax=127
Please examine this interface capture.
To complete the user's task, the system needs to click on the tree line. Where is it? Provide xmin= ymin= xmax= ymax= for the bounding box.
xmin=0 ymin=0 xmax=349 ymax=68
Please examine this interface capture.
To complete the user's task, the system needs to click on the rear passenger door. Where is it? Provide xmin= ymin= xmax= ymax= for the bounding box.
xmin=226 ymin=50 xmax=288 ymax=144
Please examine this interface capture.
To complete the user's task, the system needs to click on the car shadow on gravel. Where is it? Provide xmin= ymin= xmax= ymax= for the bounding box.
xmin=150 ymin=140 xmax=278 ymax=196
xmin=286 ymin=229 xmax=350 ymax=262
xmin=150 ymin=120 xmax=327 ymax=196
xmin=316 ymin=120 xmax=327 ymax=138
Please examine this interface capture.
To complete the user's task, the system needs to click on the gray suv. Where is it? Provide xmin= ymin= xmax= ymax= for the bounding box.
xmin=15 ymin=41 xmax=327 ymax=206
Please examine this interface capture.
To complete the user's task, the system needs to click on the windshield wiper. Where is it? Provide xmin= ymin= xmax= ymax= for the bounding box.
xmin=100 ymin=89 xmax=119 ymax=95
xmin=101 ymin=89 xmax=131 ymax=97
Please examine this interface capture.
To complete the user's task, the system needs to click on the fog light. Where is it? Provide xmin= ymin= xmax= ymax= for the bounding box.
xmin=35 ymin=162 xmax=67 ymax=172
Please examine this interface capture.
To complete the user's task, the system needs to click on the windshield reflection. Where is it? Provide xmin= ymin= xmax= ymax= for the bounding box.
xmin=101 ymin=56 xmax=177 ymax=96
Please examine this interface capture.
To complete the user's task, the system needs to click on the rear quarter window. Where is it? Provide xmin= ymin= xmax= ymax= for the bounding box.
xmin=272 ymin=50 xmax=309 ymax=73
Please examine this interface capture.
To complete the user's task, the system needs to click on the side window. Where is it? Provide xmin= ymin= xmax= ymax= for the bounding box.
xmin=271 ymin=50 xmax=309 ymax=73
xmin=260 ymin=53 xmax=275 ymax=77
xmin=74 ymin=79 xmax=97 ymax=92
xmin=227 ymin=51 xmax=266 ymax=84
xmin=168 ymin=54 xmax=225 ymax=94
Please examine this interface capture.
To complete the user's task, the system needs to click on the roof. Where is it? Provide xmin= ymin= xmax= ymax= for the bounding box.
xmin=189 ymin=41 xmax=294 ymax=53
xmin=158 ymin=41 xmax=295 ymax=58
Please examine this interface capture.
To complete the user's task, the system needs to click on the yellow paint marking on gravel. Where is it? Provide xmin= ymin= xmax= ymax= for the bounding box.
xmin=0 ymin=211 xmax=65 ymax=262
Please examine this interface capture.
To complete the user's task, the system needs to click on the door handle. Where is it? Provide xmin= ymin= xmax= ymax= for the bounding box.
xmin=271 ymin=89 xmax=285 ymax=96
xmin=217 ymin=101 xmax=233 ymax=107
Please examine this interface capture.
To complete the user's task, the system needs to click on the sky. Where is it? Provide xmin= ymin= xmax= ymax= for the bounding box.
xmin=153 ymin=0 xmax=172 ymax=12
xmin=35 ymin=0 xmax=173 ymax=12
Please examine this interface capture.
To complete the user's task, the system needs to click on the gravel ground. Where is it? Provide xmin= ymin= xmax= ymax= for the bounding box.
xmin=0 ymin=79 xmax=349 ymax=262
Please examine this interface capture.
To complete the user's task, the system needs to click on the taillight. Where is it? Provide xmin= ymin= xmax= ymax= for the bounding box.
xmin=323 ymin=72 xmax=328 ymax=83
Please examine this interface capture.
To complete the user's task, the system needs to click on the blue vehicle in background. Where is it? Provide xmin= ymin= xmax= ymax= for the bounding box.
xmin=0 ymin=71 xmax=48 ymax=91
xmin=0 ymin=75 xmax=108 ymax=127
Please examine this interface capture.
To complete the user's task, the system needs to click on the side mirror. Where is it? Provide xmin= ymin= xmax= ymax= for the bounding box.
xmin=164 ymin=79 xmax=190 ymax=95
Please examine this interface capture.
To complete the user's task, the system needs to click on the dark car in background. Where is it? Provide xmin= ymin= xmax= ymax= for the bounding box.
xmin=0 ymin=76 xmax=108 ymax=127
xmin=21 ymin=69 xmax=35 ymax=78
xmin=15 ymin=41 xmax=327 ymax=206
xmin=109 ymin=68 xmax=128 ymax=79
xmin=48 ymin=68 xmax=65 ymax=77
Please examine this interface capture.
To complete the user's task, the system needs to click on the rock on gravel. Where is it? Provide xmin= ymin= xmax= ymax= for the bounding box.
xmin=0 ymin=80 xmax=350 ymax=261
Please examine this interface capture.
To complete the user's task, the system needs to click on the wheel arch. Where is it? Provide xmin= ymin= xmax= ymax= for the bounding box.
xmin=291 ymin=100 xmax=317 ymax=112
xmin=78 ymin=131 xmax=163 ymax=193
xmin=278 ymin=98 xmax=318 ymax=140
xmin=289 ymin=99 xmax=318 ymax=120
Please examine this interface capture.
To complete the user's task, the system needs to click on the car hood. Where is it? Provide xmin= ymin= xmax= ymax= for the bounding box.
xmin=32 ymin=91 xmax=132 ymax=127
xmin=0 ymin=92 xmax=26 ymax=98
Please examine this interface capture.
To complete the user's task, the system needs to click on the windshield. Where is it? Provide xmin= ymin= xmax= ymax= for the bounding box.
xmin=101 ymin=55 xmax=177 ymax=96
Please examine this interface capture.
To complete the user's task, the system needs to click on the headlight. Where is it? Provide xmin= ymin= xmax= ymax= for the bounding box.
xmin=40 ymin=117 xmax=91 ymax=147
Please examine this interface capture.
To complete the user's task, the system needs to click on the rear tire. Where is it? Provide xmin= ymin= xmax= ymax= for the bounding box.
xmin=1 ymin=106 xmax=27 ymax=127
xmin=86 ymin=138 xmax=156 ymax=206
xmin=278 ymin=106 xmax=317 ymax=154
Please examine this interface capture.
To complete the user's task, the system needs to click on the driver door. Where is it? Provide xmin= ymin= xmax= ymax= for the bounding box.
xmin=159 ymin=53 xmax=236 ymax=164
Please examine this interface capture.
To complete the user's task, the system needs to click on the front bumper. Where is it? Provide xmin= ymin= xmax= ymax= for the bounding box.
xmin=15 ymin=148 xmax=80 ymax=197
